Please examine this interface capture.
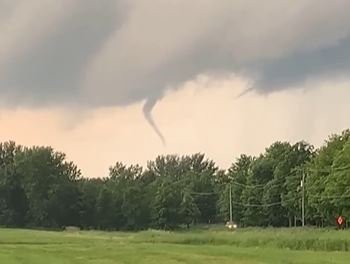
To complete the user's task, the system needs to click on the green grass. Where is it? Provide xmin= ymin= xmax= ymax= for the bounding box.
xmin=134 ymin=227 xmax=350 ymax=251
xmin=1 ymin=227 xmax=350 ymax=263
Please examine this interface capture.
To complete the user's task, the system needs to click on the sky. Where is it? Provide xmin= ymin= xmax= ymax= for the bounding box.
xmin=1 ymin=0 xmax=350 ymax=177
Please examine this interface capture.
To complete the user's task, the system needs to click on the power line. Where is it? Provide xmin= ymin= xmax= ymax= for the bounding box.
xmin=305 ymin=165 xmax=350 ymax=173
xmin=230 ymin=174 xmax=301 ymax=189
xmin=229 ymin=193 xmax=350 ymax=209
xmin=224 ymin=164 xmax=350 ymax=223
xmin=230 ymin=195 xmax=350 ymax=208
xmin=228 ymin=165 xmax=350 ymax=190
xmin=231 ymin=198 xmax=296 ymax=208
xmin=190 ymin=191 xmax=217 ymax=196
xmin=308 ymin=194 xmax=350 ymax=199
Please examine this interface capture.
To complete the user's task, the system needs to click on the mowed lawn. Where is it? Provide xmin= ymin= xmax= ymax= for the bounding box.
xmin=1 ymin=228 xmax=350 ymax=263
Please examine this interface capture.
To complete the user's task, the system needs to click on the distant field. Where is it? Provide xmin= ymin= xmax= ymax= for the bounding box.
xmin=1 ymin=227 xmax=350 ymax=263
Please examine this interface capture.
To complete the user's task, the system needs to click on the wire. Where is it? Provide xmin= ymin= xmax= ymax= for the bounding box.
xmin=228 ymin=193 xmax=350 ymax=209
xmin=230 ymin=173 xmax=301 ymax=189
xmin=306 ymin=165 xmax=350 ymax=173
xmin=227 ymin=165 xmax=350 ymax=190
xmin=308 ymin=194 xmax=350 ymax=199
xmin=231 ymin=198 xmax=296 ymax=208
xmin=190 ymin=192 xmax=217 ymax=196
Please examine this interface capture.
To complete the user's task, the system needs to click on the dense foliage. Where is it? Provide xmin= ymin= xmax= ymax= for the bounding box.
xmin=0 ymin=129 xmax=349 ymax=229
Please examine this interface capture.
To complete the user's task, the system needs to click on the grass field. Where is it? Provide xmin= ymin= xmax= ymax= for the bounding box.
xmin=1 ymin=227 xmax=350 ymax=263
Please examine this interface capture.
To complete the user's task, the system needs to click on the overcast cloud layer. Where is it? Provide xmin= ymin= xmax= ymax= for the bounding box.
xmin=1 ymin=0 xmax=350 ymax=107
xmin=1 ymin=0 xmax=350 ymax=145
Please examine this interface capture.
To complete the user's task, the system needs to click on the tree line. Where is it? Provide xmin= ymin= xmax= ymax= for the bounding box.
xmin=0 ymin=129 xmax=349 ymax=230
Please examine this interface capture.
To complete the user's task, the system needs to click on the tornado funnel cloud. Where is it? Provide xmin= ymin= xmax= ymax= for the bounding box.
xmin=236 ymin=87 xmax=254 ymax=99
xmin=143 ymin=98 xmax=166 ymax=146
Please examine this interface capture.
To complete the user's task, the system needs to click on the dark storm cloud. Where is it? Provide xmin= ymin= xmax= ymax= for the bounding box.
xmin=1 ymin=0 xmax=350 ymax=107
xmin=1 ymin=0 xmax=350 ymax=141
xmin=247 ymin=36 xmax=350 ymax=93
xmin=0 ymin=0 xmax=125 ymax=106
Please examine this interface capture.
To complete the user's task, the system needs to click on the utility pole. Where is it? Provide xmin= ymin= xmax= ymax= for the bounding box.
xmin=301 ymin=169 xmax=305 ymax=227
xmin=229 ymin=184 xmax=233 ymax=223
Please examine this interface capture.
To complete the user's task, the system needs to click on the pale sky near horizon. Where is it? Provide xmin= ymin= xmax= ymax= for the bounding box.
xmin=1 ymin=1 xmax=350 ymax=177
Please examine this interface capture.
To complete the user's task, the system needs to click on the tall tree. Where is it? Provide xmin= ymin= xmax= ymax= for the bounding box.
xmin=282 ymin=142 xmax=314 ymax=226
xmin=307 ymin=130 xmax=350 ymax=225
xmin=242 ymin=156 xmax=273 ymax=226
xmin=0 ymin=142 xmax=27 ymax=226
xmin=324 ymin=139 xmax=350 ymax=218
xmin=224 ymin=155 xmax=253 ymax=225
xmin=15 ymin=146 xmax=81 ymax=227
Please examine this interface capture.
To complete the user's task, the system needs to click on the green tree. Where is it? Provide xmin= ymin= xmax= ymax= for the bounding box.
xmin=0 ymin=142 xmax=27 ymax=227
xmin=324 ymin=139 xmax=350 ymax=219
xmin=152 ymin=181 xmax=182 ymax=229
xmin=307 ymin=130 xmax=350 ymax=225
xmin=79 ymin=178 xmax=104 ymax=229
xmin=15 ymin=146 xmax=81 ymax=227
xmin=282 ymin=142 xmax=314 ymax=226
xmin=180 ymin=189 xmax=200 ymax=228
xmin=242 ymin=156 xmax=273 ymax=226
xmin=96 ymin=186 xmax=116 ymax=229
xmin=224 ymin=155 xmax=252 ymax=225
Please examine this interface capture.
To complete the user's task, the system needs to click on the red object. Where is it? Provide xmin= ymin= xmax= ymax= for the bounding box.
xmin=337 ymin=216 xmax=343 ymax=225
xmin=336 ymin=215 xmax=346 ymax=229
